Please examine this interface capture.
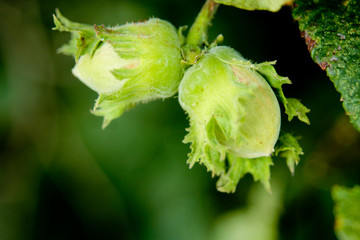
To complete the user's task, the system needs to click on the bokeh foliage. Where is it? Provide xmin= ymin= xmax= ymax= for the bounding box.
xmin=332 ymin=185 xmax=360 ymax=240
xmin=0 ymin=0 xmax=359 ymax=239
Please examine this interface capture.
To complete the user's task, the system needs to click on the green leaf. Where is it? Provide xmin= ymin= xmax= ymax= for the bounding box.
xmin=53 ymin=9 xmax=102 ymax=61
xmin=57 ymin=32 xmax=78 ymax=56
xmin=52 ymin=9 xmax=94 ymax=32
xmin=213 ymin=0 xmax=293 ymax=12
xmin=217 ymin=155 xmax=273 ymax=193
xmin=293 ymin=0 xmax=360 ymax=131
xmin=275 ymin=133 xmax=303 ymax=175
xmin=284 ymin=98 xmax=310 ymax=124
xmin=332 ymin=185 xmax=360 ymax=240
xmin=91 ymin=94 xmax=135 ymax=129
xmin=256 ymin=62 xmax=310 ymax=124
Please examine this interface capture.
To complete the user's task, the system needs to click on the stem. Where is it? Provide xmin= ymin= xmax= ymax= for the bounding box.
xmin=183 ymin=0 xmax=219 ymax=64
xmin=186 ymin=0 xmax=219 ymax=46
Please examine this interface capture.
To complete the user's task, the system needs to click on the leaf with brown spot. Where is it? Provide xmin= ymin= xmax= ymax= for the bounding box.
xmin=293 ymin=0 xmax=360 ymax=131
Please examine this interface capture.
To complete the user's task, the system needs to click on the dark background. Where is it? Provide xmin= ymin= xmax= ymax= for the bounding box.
xmin=0 ymin=0 xmax=359 ymax=239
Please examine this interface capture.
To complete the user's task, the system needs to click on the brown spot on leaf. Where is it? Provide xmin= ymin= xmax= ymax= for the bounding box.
xmin=301 ymin=31 xmax=316 ymax=52
xmin=318 ymin=61 xmax=330 ymax=70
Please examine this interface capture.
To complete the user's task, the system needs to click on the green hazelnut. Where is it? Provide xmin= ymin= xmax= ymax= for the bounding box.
xmin=54 ymin=11 xmax=184 ymax=127
xmin=179 ymin=46 xmax=281 ymax=171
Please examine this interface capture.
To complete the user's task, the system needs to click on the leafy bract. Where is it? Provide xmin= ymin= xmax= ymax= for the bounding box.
xmin=293 ymin=0 xmax=360 ymax=131
xmin=53 ymin=9 xmax=101 ymax=61
xmin=213 ymin=0 xmax=293 ymax=12
xmin=184 ymin=119 xmax=274 ymax=193
xmin=332 ymin=185 xmax=360 ymax=240
xmin=217 ymin=156 xmax=273 ymax=193
xmin=256 ymin=63 xmax=310 ymax=124
xmin=275 ymin=133 xmax=303 ymax=175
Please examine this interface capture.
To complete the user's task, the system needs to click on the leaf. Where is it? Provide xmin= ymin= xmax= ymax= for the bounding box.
xmin=91 ymin=94 xmax=135 ymax=129
xmin=216 ymin=155 xmax=273 ymax=193
xmin=213 ymin=0 xmax=293 ymax=12
xmin=256 ymin=62 xmax=310 ymax=124
xmin=275 ymin=133 xmax=303 ymax=175
xmin=284 ymin=98 xmax=310 ymax=124
xmin=52 ymin=9 xmax=94 ymax=32
xmin=293 ymin=0 xmax=360 ymax=131
xmin=332 ymin=185 xmax=360 ymax=240
xmin=53 ymin=9 xmax=102 ymax=61
xmin=57 ymin=32 xmax=78 ymax=56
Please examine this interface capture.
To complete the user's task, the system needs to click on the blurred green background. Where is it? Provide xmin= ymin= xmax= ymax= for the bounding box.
xmin=0 ymin=0 xmax=359 ymax=239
